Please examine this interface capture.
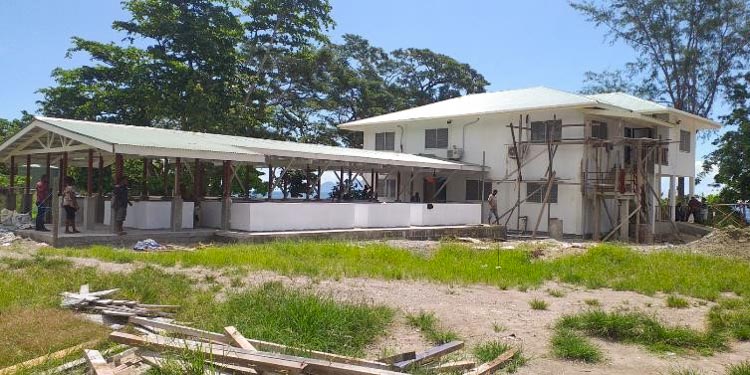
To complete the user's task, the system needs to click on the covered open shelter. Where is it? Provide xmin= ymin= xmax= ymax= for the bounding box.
xmin=0 ymin=117 xmax=489 ymax=245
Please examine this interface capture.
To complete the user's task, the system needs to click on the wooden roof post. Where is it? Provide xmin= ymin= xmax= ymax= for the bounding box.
xmin=221 ymin=160 xmax=232 ymax=230
xmin=171 ymin=157 xmax=183 ymax=232
xmin=305 ymin=165 xmax=311 ymax=201
xmin=141 ymin=158 xmax=149 ymax=199
xmin=87 ymin=150 xmax=94 ymax=196
xmin=316 ymin=166 xmax=322 ymax=200
xmin=267 ymin=165 xmax=273 ymax=201
xmin=396 ymin=170 xmax=402 ymax=202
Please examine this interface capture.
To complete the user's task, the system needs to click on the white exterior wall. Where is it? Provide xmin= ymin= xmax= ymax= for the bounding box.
xmin=223 ymin=202 xmax=478 ymax=232
xmin=104 ymin=201 xmax=194 ymax=229
xmin=363 ymin=109 xmax=587 ymax=235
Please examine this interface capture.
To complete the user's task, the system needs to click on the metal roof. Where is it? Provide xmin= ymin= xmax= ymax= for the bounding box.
xmin=587 ymin=92 xmax=721 ymax=129
xmin=337 ymin=86 xmax=720 ymax=130
xmin=338 ymin=87 xmax=605 ymax=128
xmin=0 ymin=117 xmax=483 ymax=172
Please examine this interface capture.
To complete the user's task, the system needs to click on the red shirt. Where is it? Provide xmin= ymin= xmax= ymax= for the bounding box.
xmin=36 ymin=181 xmax=49 ymax=204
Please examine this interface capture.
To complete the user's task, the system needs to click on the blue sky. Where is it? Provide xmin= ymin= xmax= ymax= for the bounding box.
xmin=0 ymin=0 xmax=721 ymax=193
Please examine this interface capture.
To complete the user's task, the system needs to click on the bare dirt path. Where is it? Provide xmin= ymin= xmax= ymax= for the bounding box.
xmin=2 ymin=240 xmax=749 ymax=374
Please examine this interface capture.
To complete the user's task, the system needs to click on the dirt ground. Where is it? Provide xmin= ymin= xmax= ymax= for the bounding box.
xmin=2 ymin=237 xmax=750 ymax=374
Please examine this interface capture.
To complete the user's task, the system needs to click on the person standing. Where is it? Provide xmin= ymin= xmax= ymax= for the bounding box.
xmin=62 ymin=176 xmax=79 ymax=233
xmin=112 ymin=177 xmax=132 ymax=235
xmin=35 ymin=174 xmax=50 ymax=231
xmin=487 ymin=189 xmax=500 ymax=225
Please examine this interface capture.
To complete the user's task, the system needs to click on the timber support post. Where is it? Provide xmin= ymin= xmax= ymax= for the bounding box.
xmin=22 ymin=155 xmax=32 ymax=213
xmin=221 ymin=160 xmax=232 ymax=230
xmin=171 ymin=157 xmax=183 ymax=232
xmin=83 ymin=149 xmax=96 ymax=230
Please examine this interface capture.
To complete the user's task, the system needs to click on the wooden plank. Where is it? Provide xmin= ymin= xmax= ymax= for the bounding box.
xmin=131 ymin=317 xmax=391 ymax=370
xmin=84 ymin=349 xmax=115 ymax=375
xmin=112 ymin=332 xmax=403 ymax=375
xmin=136 ymin=304 xmax=180 ymax=310
xmin=376 ymin=351 xmax=416 ymax=364
xmin=224 ymin=326 xmax=258 ymax=351
xmin=395 ymin=341 xmax=464 ymax=370
xmin=462 ymin=348 xmax=517 ymax=375
xmin=0 ymin=340 xmax=99 ymax=375
xmin=427 ymin=360 xmax=476 ymax=373
xmin=129 ymin=316 xmax=230 ymax=344
xmin=112 ymin=332 xmax=306 ymax=375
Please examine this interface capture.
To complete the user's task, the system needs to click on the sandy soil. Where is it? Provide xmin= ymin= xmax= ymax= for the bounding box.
xmin=2 ymin=239 xmax=749 ymax=374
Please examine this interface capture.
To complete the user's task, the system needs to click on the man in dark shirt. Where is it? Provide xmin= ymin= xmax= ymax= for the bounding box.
xmin=35 ymin=175 xmax=50 ymax=231
xmin=112 ymin=177 xmax=132 ymax=235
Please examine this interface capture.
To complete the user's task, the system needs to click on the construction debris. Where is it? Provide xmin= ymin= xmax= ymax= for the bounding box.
xmin=61 ymin=285 xmax=177 ymax=319
xmin=35 ymin=317 xmax=517 ymax=375
xmin=682 ymin=225 xmax=750 ymax=260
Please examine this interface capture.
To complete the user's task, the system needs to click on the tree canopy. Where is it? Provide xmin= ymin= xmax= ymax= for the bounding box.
xmin=572 ymin=0 xmax=750 ymax=117
xmin=702 ymin=74 xmax=750 ymax=201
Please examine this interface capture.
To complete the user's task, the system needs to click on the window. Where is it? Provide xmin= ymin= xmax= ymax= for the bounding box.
xmin=425 ymin=128 xmax=449 ymax=149
xmin=660 ymin=147 xmax=669 ymax=165
xmin=375 ymin=132 xmax=395 ymax=151
xmin=625 ymin=127 xmax=653 ymax=139
xmin=527 ymin=182 xmax=558 ymax=203
xmin=530 ymin=120 xmax=562 ymax=143
xmin=679 ymin=130 xmax=691 ymax=152
xmin=465 ymin=180 xmax=493 ymax=201
xmin=591 ymin=121 xmax=608 ymax=140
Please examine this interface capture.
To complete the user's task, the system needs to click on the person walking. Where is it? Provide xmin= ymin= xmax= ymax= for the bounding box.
xmin=112 ymin=177 xmax=132 ymax=235
xmin=487 ymin=189 xmax=500 ymax=225
xmin=35 ymin=174 xmax=50 ymax=231
xmin=62 ymin=176 xmax=79 ymax=233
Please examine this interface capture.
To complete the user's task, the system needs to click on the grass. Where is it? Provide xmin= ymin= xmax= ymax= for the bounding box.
xmin=727 ymin=361 xmax=750 ymax=375
xmin=707 ymin=298 xmax=750 ymax=340
xmin=473 ymin=341 xmax=526 ymax=373
xmin=0 ymin=256 xmax=394 ymax=369
xmin=666 ymin=295 xmax=690 ymax=309
xmin=584 ymin=299 xmax=601 ymax=307
xmin=405 ymin=311 xmax=459 ymax=345
xmin=550 ymin=328 xmax=602 ymax=363
xmin=199 ymin=282 xmax=394 ymax=356
xmin=529 ymin=299 xmax=548 ymax=310
xmin=492 ymin=322 xmax=506 ymax=333
xmin=0 ymin=307 xmax=109 ymax=367
xmin=40 ymin=242 xmax=750 ymax=301
xmin=547 ymin=289 xmax=566 ymax=298
xmin=556 ymin=310 xmax=727 ymax=355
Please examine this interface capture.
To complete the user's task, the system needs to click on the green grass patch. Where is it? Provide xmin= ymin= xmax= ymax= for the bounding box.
xmin=198 ymin=282 xmax=393 ymax=356
xmin=727 ymin=361 xmax=750 ymax=375
xmin=529 ymin=299 xmax=548 ymax=310
xmin=550 ymin=328 xmax=602 ymax=363
xmin=406 ymin=311 xmax=459 ymax=345
xmin=472 ymin=341 xmax=526 ymax=373
xmin=584 ymin=299 xmax=601 ymax=307
xmin=41 ymin=242 xmax=750 ymax=301
xmin=556 ymin=310 xmax=726 ymax=355
xmin=547 ymin=289 xmax=565 ymax=298
xmin=666 ymin=295 xmax=690 ymax=309
xmin=0 ymin=256 xmax=393 ymax=368
xmin=708 ymin=298 xmax=750 ymax=341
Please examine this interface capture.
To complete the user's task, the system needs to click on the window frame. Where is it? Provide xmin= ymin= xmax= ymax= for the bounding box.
xmin=375 ymin=131 xmax=395 ymax=151
xmin=465 ymin=179 xmax=492 ymax=201
xmin=679 ymin=130 xmax=691 ymax=153
xmin=424 ymin=128 xmax=449 ymax=149
xmin=526 ymin=182 xmax=558 ymax=204
xmin=530 ymin=120 xmax=562 ymax=144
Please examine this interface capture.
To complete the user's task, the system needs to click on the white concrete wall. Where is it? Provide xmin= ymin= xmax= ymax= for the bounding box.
xmin=362 ymin=109 xmax=587 ymax=234
xmin=222 ymin=202 xmax=479 ymax=232
xmin=104 ymin=201 xmax=194 ymax=229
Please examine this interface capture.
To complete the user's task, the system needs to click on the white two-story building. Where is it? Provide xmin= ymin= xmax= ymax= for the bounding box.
xmin=338 ymin=87 xmax=720 ymax=239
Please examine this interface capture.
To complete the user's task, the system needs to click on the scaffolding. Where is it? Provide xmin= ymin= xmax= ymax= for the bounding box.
xmin=496 ymin=114 xmax=684 ymax=243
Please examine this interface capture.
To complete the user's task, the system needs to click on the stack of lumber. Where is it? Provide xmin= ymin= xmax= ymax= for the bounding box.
xmin=60 ymin=284 xmax=178 ymax=319
xmin=71 ymin=317 xmax=518 ymax=375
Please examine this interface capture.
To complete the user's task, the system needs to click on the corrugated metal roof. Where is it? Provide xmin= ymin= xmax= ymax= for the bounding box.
xmin=19 ymin=117 xmax=481 ymax=171
xmin=338 ymin=87 xmax=602 ymax=128
xmin=337 ymin=86 xmax=720 ymax=130
xmin=587 ymin=92 xmax=721 ymax=129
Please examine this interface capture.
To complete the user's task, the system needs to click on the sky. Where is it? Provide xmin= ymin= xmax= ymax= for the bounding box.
xmin=0 ymin=0 xmax=722 ymax=194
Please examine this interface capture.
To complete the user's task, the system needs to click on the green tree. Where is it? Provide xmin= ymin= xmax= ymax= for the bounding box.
xmin=702 ymin=75 xmax=750 ymax=201
xmin=571 ymin=0 xmax=750 ymax=117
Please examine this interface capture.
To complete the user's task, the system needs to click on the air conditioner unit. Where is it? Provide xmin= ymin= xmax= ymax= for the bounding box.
xmin=447 ymin=147 xmax=463 ymax=160
xmin=508 ymin=144 xmax=529 ymax=159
